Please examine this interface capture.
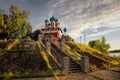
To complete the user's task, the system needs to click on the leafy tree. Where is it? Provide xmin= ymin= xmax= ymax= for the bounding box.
xmin=0 ymin=14 xmax=8 ymax=39
xmin=0 ymin=5 xmax=32 ymax=39
xmin=88 ymin=36 xmax=110 ymax=54
xmin=89 ymin=39 xmax=101 ymax=51
xmin=8 ymin=5 xmax=32 ymax=39
xmin=100 ymin=36 xmax=110 ymax=54
xmin=30 ymin=29 xmax=42 ymax=41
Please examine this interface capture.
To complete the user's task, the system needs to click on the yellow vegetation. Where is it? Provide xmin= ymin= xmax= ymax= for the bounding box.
xmin=5 ymin=39 xmax=19 ymax=50
xmin=37 ymin=41 xmax=52 ymax=69
xmin=64 ymin=44 xmax=81 ymax=61
xmin=67 ymin=42 xmax=119 ymax=65
xmin=37 ymin=41 xmax=60 ymax=80
xmin=53 ymin=71 xmax=60 ymax=80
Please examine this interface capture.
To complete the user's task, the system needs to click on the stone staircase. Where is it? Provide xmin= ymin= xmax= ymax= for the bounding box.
xmin=41 ymin=42 xmax=63 ymax=71
xmin=51 ymin=43 xmax=82 ymax=73
xmin=69 ymin=59 xmax=81 ymax=73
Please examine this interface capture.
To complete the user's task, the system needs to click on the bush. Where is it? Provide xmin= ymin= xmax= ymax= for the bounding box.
xmin=2 ymin=72 xmax=14 ymax=80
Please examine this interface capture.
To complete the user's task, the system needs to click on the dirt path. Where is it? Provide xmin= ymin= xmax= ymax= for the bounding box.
xmin=13 ymin=65 xmax=120 ymax=80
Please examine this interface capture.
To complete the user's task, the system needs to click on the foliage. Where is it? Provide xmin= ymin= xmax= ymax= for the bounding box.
xmin=30 ymin=29 xmax=42 ymax=41
xmin=62 ymin=34 xmax=74 ymax=41
xmin=0 ymin=14 xmax=8 ymax=39
xmin=64 ymin=44 xmax=81 ymax=61
xmin=67 ymin=42 xmax=119 ymax=67
xmin=0 ymin=71 xmax=54 ymax=80
xmin=37 ymin=41 xmax=52 ymax=69
xmin=62 ymin=34 xmax=71 ymax=39
xmin=0 ymin=72 xmax=14 ymax=80
xmin=90 ymin=64 xmax=99 ymax=72
xmin=88 ymin=36 xmax=110 ymax=54
xmin=67 ymin=42 xmax=102 ymax=55
xmin=102 ymin=63 xmax=111 ymax=69
xmin=20 ymin=36 xmax=32 ymax=42
xmin=0 ymin=5 xmax=32 ymax=39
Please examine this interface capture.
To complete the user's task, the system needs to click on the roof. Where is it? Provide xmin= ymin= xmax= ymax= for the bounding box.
xmin=50 ymin=16 xmax=56 ymax=21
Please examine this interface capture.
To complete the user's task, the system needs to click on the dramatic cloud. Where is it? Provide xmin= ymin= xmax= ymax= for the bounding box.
xmin=0 ymin=0 xmax=120 ymax=49
xmin=87 ymin=27 xmax=120 ymax=37
xmin=48 ymin=0 xmax=120 ymax=38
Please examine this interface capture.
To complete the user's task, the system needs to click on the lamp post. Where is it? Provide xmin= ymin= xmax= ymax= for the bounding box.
xmin=84 ymin=29 xmax=86 ymax=44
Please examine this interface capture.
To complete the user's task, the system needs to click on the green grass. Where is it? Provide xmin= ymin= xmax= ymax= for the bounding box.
xmin=0 ymin=71 xmax=54 ymax=80
xmin=66 ymin=42 xmax=119 ymax=66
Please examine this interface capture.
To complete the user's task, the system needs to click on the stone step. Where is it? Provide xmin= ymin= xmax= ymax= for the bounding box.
xmin=70 ymin=66 xmax=81 ymax=69
xmin=70 ymin=69 xmax=81 ymax=73
xmin=70 ymin=64 xmax=80 ymax=68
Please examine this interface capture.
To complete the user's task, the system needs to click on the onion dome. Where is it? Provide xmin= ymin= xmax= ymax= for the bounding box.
xmin=48 ymin=23 xmax=51 ymax=26
xmin=63 ymin=27 xmax=67 ymax=33
xmin=45 ymin=19 xmax=48 ymax=23
xmin=50 ymin=16 xmax=56 ymax=21
xmin=55 ymin=18 xmax=58 ymax=22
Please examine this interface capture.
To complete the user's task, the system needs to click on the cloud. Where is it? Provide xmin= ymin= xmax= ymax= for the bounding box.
xmin=0 ymin=0 xmax=120 ymax=38
xmin=87 ymin=27 xmax=120 ymax=37
xmin=48 ymin=0 xmax=120 ymax=38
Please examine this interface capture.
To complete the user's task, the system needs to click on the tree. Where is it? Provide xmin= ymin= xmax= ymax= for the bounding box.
xmin=0 ymin=14 xmax=8 ymax=39
xmin=30 ymin=29 xmax=42 ymax=41
xmin=100 ymin=36 xmax=110 ymax=54
xmin=89 ymin=39 xmax=101 ymax=51
xmin=0 ymin=5 xmax=32 ymax=39
xmin=88 ymin=36 xmax=110 ymax=54
xmin=8 ymin=5 xmax=32 ymax=39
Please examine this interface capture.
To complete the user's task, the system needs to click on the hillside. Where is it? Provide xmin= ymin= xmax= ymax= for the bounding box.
xmin=0 ymin=40 xmax=119 ymax=79
xmin=65 ymin=42 xmax=119 ymax=69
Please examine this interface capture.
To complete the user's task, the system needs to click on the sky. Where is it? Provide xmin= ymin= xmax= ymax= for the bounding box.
xmin=0 ymin=0 xmax=120 ymax=50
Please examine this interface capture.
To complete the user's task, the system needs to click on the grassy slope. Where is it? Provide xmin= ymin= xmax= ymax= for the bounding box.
xmin=65 ymin=42 xmax=119 ymax=69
